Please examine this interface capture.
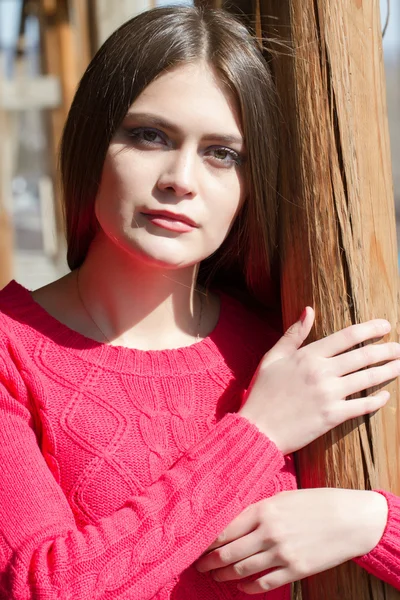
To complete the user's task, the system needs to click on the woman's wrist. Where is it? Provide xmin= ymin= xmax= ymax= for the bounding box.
xmin=356 ymin=491 xmax=388 ymax=556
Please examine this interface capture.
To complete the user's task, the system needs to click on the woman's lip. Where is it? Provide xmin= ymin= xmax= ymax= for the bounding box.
xmin=142 ymin=211 xmax=198 ymax=227
xmin=142 ymin=212 xmax=197 ymax=233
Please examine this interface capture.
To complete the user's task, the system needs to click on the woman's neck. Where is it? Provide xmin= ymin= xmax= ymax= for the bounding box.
xmin=34 ymin=232 xmax=219 ymax=351
xmin=80 ymin=234 xmax=206 ymax=349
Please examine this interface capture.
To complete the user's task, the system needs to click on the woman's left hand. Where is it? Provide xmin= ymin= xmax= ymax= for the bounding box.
xmin=195 ymin=488 xmax=388 ymax=594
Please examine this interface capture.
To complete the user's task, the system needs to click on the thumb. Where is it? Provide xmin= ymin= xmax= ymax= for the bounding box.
xmin=262 ymin=306 xmax=315 ymax=367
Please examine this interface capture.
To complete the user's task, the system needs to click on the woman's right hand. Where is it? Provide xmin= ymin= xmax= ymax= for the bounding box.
xmin=239 ymin=307 xmax=400 ymax=454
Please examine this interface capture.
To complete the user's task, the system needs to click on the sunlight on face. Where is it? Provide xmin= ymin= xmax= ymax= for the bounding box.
xmin=95 ymin=61 xmax=246 ymax=269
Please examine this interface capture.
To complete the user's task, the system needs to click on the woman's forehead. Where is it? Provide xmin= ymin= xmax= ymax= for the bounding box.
xmin=125 ymin=62 xmax=243 ymax=140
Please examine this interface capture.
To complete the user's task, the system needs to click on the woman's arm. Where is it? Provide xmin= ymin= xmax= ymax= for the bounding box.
xmin=353 ymin=490 xmax=400 ymax=590
xmin=196 ymin=488 xmax=400 ymax=594
xmin=0 ymin=346 xmax=284 ymax=600
xmin=196 ymin=488 xmax=395 ymax=594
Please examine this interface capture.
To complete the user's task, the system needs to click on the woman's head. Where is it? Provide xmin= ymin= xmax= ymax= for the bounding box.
xmin=61 ymin=6 xmax=279 ymax=303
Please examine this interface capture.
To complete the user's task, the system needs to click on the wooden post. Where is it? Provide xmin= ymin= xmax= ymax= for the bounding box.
xmin=0 ymin=106 xmax=13 ymax=288
xmin=259 ymin=1 xmax=400 ymax=599
xmin=39 ymin=0 xmax=93 ymax=256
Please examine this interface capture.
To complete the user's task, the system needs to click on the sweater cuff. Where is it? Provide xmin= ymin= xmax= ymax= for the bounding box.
xmin=190 ymin=412 xmax=285 ymax=504
xmin=353 ymin=490 xmax=400 ymax=590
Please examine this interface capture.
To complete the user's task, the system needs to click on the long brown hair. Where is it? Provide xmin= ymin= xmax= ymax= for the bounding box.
xmin=60 ymin=6 xmax=279 ymax=307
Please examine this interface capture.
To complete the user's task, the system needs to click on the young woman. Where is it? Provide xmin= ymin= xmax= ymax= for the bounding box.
xmin=0 ymin=7 xmax=399 ymax=599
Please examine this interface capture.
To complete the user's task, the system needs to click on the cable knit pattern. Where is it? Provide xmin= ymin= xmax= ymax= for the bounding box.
xmin=0 ymin=281 xmax=291 ymax=600
xmin=0 ymin=281 xmax=398 ymax=599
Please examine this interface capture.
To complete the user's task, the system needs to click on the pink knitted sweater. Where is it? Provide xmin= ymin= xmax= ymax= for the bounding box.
xmin=0 ymin=281 xmax=399 ymax=599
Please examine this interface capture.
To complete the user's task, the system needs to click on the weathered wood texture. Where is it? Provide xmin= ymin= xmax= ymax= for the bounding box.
xmin=194 ymin=0 xmax=400 ymax=597
xmin=261 ymin=1 xmax=400 ymax=599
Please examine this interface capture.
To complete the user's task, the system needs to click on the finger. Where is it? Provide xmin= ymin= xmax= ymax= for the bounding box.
xmin=237 ymin=567 xmax=288 ymax=594
xmin=205 ymin=504 xmax=259 ymax=552
xmin=262 ymin=307 xmax=315 ymax=367
xmin=341 ymin=359 xmax=400 ymax=397
xmin=197 ymin=531 xmax=262 ymax=573
xmin=309 ymin=320 xmax=391 ymax=359
xmin=332 ymin=342 xmax=400 ymax=376
xmin=334 ymin=390 xmax=390 ymax=423
xmin=212 ymin=549 xmax=277 ymax=582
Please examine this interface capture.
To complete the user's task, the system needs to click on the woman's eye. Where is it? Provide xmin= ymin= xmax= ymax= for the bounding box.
xmin=214 ymin=149 xmax=230 ymax=160
xmin=126 ymin=127 xmax=166 ymax=146
xmin=208 ymin=146 xmax=242 ymax=167
xmin=142 ymin=129 xmax=160 ymax=142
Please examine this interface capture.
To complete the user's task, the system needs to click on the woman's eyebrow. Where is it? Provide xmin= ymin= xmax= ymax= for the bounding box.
xmin=124 ymin=111 xmax=244 ymax=146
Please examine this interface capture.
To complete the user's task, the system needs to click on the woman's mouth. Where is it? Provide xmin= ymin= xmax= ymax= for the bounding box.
xmin=141 ymin=211 xmax=198 ymax=233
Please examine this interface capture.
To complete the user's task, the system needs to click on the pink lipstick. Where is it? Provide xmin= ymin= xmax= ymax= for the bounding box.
xmin=142 ymin=211 xmax=197 ymax=233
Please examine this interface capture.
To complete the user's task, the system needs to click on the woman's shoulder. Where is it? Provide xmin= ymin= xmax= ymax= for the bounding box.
xmin=0 ymin=279 xmax=61 ymax=355
xmin=0 ymin=280 xmax=31 ymax=336
xmin=0 ymin=282 xmax=36 ymax=393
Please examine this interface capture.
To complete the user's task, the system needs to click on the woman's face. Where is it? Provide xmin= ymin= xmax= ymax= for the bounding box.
xmin=95 ymin=61 xmax=246 ymax=269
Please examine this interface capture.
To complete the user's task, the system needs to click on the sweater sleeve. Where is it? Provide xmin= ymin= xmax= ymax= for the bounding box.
xmin=0 ymin=345 xmax=284 ymax=600
xmin=353 ymin=490 xmax=400 ymax=590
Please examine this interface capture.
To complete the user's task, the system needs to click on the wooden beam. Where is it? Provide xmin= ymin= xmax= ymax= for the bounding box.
xmin=0 ymin=209 xmax=13 ymax=289
xmin=70 ymin=0 xmax=92 ymax=73
xmin=39 ymin=0 xmax=93 ymax=258
xmin=260 ymin=1 xmax=400 ymax=598
xmin=57 ymin=0 xmax=80 ymax=114
xmin=0 ymin=101 xmax=14 ymax=288
xmin=39 ymin=0 xmax=94 ymax=153
xmin=40 ymin=0 xmax=65 ymax=141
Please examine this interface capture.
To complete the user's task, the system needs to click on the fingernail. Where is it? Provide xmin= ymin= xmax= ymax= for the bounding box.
xmin=374 ymin=391 xmax=390 ymax=407
xmin=300 ymin=308 xmax=307 ymax=323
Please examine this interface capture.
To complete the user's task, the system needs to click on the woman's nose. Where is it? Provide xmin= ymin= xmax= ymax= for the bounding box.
xmin=157 ymin=148 xmax=198 ymax=198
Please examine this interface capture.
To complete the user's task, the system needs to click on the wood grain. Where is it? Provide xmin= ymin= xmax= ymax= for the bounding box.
xmin=262 ymin=1 xmax=400 ymax=598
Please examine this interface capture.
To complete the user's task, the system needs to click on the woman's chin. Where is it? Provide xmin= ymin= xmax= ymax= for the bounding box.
xmin=121 ymin=239 xmax=199 ymax=270
xmin=97 ymin=228 xmax=206 ymax=270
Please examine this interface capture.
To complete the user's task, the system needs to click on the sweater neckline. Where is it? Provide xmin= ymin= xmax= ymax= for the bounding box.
xmin=2 ymin=280 xmax=235 ymax=375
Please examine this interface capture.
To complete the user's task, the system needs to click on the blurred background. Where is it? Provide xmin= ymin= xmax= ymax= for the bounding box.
xmin=0 ymin=0 xmax=398 ymax=291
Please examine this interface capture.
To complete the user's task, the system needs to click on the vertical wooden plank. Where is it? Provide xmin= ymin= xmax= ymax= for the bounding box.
xmin=0 ymin=210 xmax=13 ymax=288
xmin=40 ymin=0 xmax=67 ymax=250
xmin=40 ymin=0 xmax=94 ymax=255
xmin=261 ymin=0 xmax=400 ymax=598
xmin=0 ymin=105 xmax=14 ymax=288
xmin=70 ymin=0 xmax=92 ymax=74
xmin=57 ymin=0 xmax=79 ymax=114
xmin=0 ymin=83 xmax=21 ymax=288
